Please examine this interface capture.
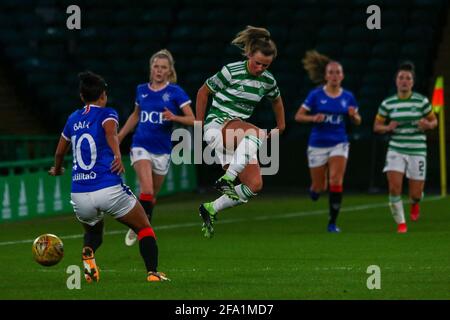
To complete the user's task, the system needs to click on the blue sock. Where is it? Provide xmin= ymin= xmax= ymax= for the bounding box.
xmin=309 ymin=189 xmax=320 ymax=201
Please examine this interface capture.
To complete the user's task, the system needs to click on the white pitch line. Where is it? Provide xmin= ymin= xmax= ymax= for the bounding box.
xmin=0 ymin=196 xmax=444 ymax=247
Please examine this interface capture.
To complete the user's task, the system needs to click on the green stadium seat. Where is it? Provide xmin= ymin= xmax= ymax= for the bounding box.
xmin=376 ymin=26 xmax=404 ymax=42
xmin=343 ymin=74 xmax=361 ymax=92
xmin=346 ymin=26 xmax=372 ymax=42
xmin=292 ymin=8 xmax=321 ymax=26
xmin=400 ymin=43 xmax=431 ymax=61
xmin=342 ymin=42 xmax=371 ymax=59
xmin=318 ymin=25 xmax=346 ymax=41
xmin=404 ymin=26 xmax=435 ymax=43
xmin=266 ymin=9 xmax=295 ymax=24
xmin=367 ymin=59 xmax=396 ymax=74
xmin=315 ymin=43 xmax=342 ymax=59
xmin=371 ymin=42 xmax=400 ymax=59
xmin=171 ymin=26 xmax=203 ymax=41
xmin=414 ymin=0 xmax=446 ymax=8
xmin=206 ymin=8 xmax=236 ymax=24
xmin=141 ymin=8 xmax=173 ymax=24
xmin=266 ymin=25 xmax=290 ymax=44
xmin=340 ymin=59 xmax=366 ymax=75
xmin=382 ymin=9 xmax=408 ymax=25
xmin=361 ymin=73 xmax=391 ymax=87
xmin=177 ymin=8 xmax=209 ymax=24
xmin=289 ymin=26 xmax=316 ymax=47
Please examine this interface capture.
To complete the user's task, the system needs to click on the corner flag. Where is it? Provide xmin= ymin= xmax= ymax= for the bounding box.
xmin=432 ymin=76 xmax=446 ymax=196
xmin=432 ymin=76 xmax=444 ymax=113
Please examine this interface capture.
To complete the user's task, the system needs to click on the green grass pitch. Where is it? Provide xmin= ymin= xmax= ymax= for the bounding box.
xmin=0 ymin=193 xmax=449 ymax=300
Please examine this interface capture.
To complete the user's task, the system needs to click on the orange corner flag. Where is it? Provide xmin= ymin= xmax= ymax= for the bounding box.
xmin=432 ymin=76 xmax=444 ymax=113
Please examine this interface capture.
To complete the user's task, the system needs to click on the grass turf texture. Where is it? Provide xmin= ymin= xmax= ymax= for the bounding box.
xmin=0 ymin=193 xmax=449 ymax=300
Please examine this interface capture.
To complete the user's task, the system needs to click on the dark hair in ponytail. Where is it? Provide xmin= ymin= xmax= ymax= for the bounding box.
xmin=78 ymin=70 xmax=107 ymax=103
xmin=231 ymin=25 xmax=277 ymax=58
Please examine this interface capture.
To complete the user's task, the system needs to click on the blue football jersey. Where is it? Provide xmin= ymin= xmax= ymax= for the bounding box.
xmin=62 ymin=105 xmax=122 ymax=192
xmin=131 ymin=83 xmax=191 ymax=155
xmin=303 ymin=87 xmax=359 ymax=148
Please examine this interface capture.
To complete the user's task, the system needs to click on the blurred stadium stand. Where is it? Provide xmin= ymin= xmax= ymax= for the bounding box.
xmin=0 ymin=0 xmax=448 ymax=190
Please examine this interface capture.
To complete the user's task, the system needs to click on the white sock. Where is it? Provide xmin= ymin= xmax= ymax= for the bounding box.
xmin=389 ymin=195 xmax=405 ymax=224
xmin=226 ymin=135 xmax=262 ymax=180
xmin=212 ymin=184 xmax=256 ymax=212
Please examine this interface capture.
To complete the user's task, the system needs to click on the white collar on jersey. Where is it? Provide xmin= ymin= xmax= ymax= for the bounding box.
xmin=148 ymin=82 xmax=170 ymax=92
xmin=84 ymin=104 xmax=102 ymax=108
xmin=323 ymin=85 xmax=343 ymax=98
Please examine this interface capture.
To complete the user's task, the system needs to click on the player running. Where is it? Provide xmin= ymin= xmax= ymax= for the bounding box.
xmin=118 ymin=49 xmax=194 ymax=246
xmin=196 ymin=26 xmax=286 ymax=238
xmin=373 ymin=61 xmax=437 ymax=233
xmin=294 ymin=50 xmax=361 ymax=233
xmin=49 ymin=71 xmax=169 ymax=282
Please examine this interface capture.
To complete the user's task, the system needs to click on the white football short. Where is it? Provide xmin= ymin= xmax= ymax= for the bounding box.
xmin=383 ymin=150 xmax=426 ymax=180
xmin=203 ymin=120 xmax=257 ymax=167
xmin=307 ymin=143 xmax=350 ymax=168
xmin=71 ymin=183 xmax=137 ymax=226
xmin=130 ymin=147 xmax=171 ymax=175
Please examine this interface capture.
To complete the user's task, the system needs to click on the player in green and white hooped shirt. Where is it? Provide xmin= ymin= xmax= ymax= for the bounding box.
xmin=196 ymin=26 xmax=286 ymax=238
xmin=374 ymin=62 xmax=437 ymax=233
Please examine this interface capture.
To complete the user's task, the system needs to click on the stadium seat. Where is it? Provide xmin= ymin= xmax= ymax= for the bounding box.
xmin=342 ymin=42 xmax=371 ymax=59
xmin=315 ymin=43 xmax=342 ymax=59
xmin=318 ymin=25 xmax=346 ymax=41
xmin=371 ymin=42 xmax=400 ymax=59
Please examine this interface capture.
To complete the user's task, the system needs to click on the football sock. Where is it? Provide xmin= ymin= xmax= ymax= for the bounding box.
xmin=83 ymin=231 xmax=103 ymax=253
xmin=139 ymin=193 xmax=154 ymax=223
xmin=309 ymin=188 xmax=320 ymax=201
xmin=225 ymin=135 xmax=262 ymax=181
xmin=138 ymin=227 xmax=158 ymax=272
xmin=389 ymin=195 xmax=405 ymax=224
xmin=328 ymin=185 xmax=343 ymax=225
xmin=212 ymin=184 xmax=256 ymax=212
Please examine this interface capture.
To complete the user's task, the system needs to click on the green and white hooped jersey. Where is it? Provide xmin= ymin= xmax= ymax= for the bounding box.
xmin=204 ymin=60 xmax=281 ymax=125
xmin=377 ymin=92 xmax=432 ymax=156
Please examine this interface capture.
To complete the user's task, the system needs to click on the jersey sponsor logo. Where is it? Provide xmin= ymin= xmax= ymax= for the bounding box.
xmin=73 ymin=171 xmax=97 ymax=181
xmin=323 ymin=114 xmax=344 ymax=125
xmin=162 ymin=92 xmax=170 ymax=102
xmin=140 ymin=111 xmax=165 ymax=124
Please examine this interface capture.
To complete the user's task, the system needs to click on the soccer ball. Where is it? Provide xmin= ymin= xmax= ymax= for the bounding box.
xmin=32 ymin=234 xmax=64 ymax=266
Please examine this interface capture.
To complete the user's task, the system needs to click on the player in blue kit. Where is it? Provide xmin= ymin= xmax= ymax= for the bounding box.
xmin=118 ymin=49 xmax=194 ymax=246
xmin=49 ymin=71 xmax=169 ymax=282
xmin=295 ymin=51 xmax=361 ymax=232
